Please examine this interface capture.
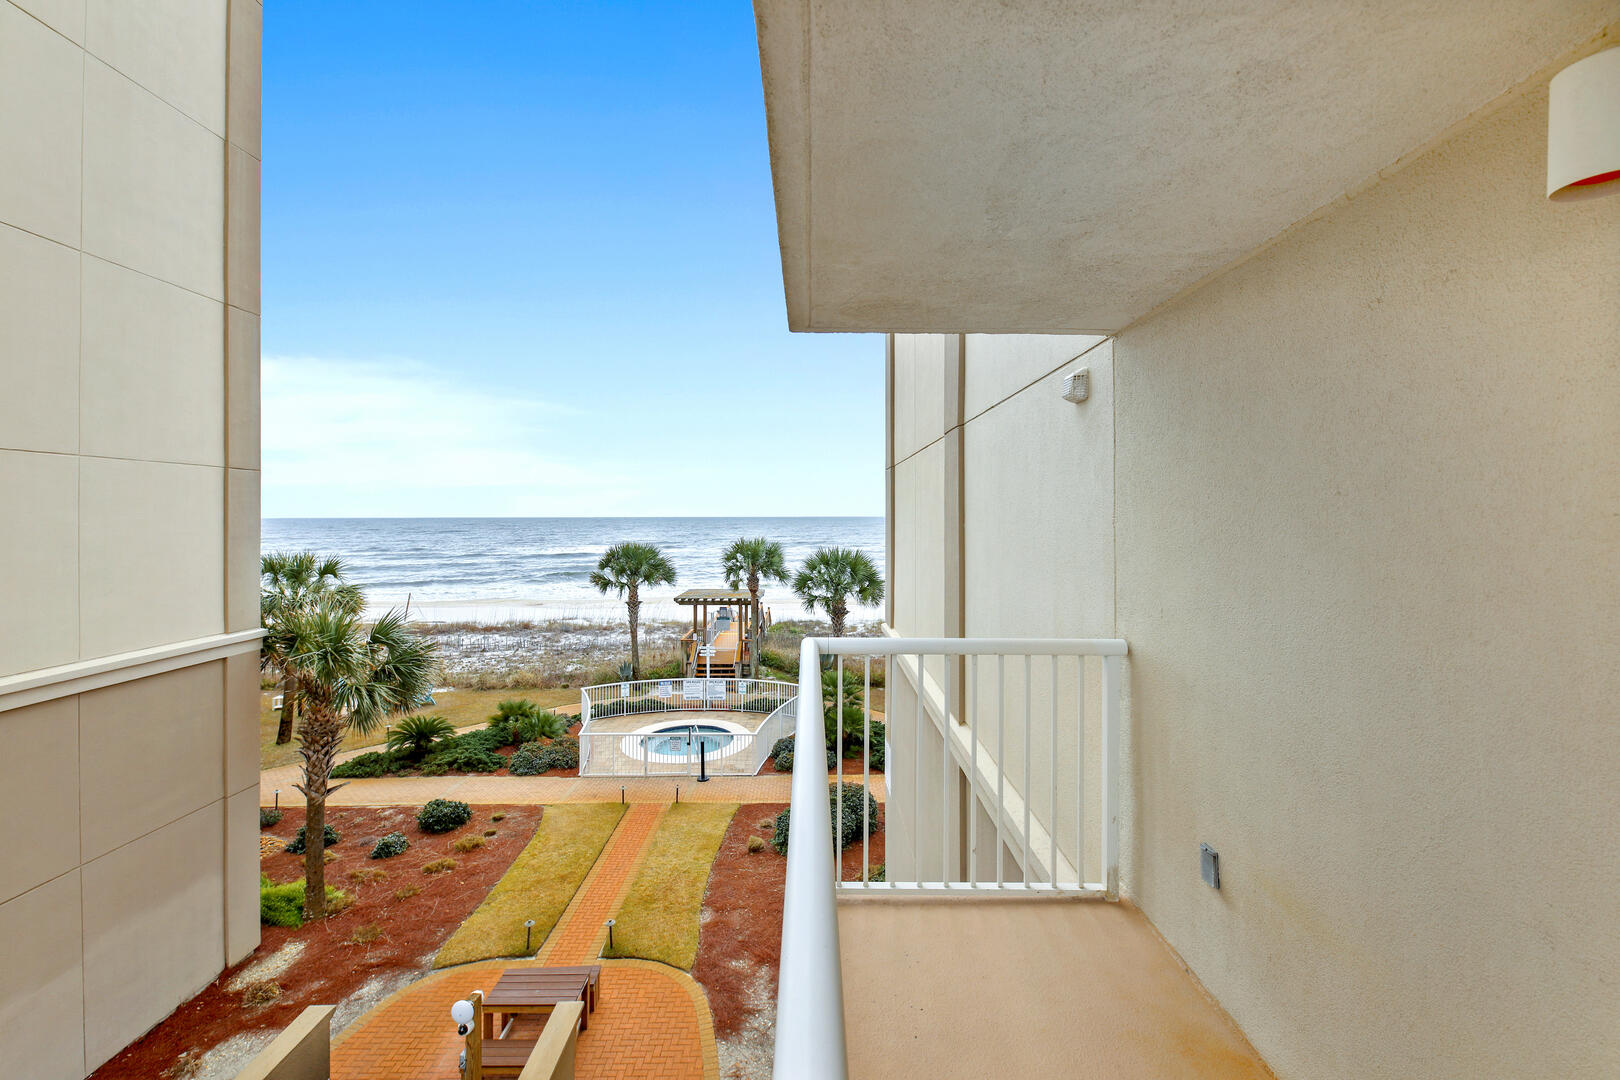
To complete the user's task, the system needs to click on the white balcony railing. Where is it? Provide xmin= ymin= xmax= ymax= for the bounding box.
xmin=774 ymin=635 xmax=1128 ymax=1079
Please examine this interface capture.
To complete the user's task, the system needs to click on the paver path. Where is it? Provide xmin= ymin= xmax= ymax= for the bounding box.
xmin=261 ymin=768 xmax=886 ymax=806
xmin=330 ymin=803 xmax=717 ymax=1080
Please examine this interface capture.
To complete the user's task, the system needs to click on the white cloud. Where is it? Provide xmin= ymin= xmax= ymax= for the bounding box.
xmin=262 ymin=356 xmax=614 ymax=515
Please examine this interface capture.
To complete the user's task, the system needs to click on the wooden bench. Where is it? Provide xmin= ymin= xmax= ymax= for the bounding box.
xmin=470 ymin=998 xmax=584 ymax=1080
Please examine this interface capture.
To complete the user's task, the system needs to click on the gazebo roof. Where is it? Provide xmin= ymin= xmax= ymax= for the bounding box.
xmin=672 ymin=589 xmax=755 ymax=605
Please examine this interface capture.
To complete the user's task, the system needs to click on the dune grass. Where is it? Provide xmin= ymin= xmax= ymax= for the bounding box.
xmin=433 ymin=803 xmax=626 ymax=968
xmin=602 ymin=803 xmax=737 ymax=970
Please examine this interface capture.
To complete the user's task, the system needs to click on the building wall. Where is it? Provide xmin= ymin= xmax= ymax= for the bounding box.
xmin=888 ymin=63 xmax=1618 ymax=1080
xmin=0 ymin=1 xmax=263 ymax=1076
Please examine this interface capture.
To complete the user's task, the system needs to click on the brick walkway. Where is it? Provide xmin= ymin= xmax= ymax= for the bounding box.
xmin=329 ymin=804 xmax=718 ymax=1080
xmin=539 ymin=803 xmax=666 ymax=964
xmin=261 ymin=768 xmax=887 ymax=807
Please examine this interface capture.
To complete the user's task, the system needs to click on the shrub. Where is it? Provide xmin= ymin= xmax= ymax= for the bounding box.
xmin=347 ymin=867 xmax=387 ymax=883
xmin=394 ymin=884 xmax=421 ymax=901
xmin=258 ymin=876 xmax=304 ymax=928
xmin=259 ymin=875 xmax=347 ymax=927
xmin=746 ymin=835 xmax=766 ymax=853
xmin=419 ymin=741 xmax=504 ymax=775
xmin=451 ymin=835 xmax=485 ymax=854
xmin=770 ymin=783 xmax=881 ymax=854
xmin=487 ymin=700 xmax=566 ymax=746
xmin=386 ymin=714 xmax=456 ymax=758
xmin=483 ymin=828 xmax=499 ymax=838
xmin=369 ymin=832 xmax=409 ymax=860
xmin=491 ymin=812 xmax=507 ymax=822
xmin=259 ymin=807 xmax=283 ymax=829
xmin=348 ymin=923 xmax=384 ymax=945
xmin=507 ymin=744 xmax=546 ymax=776
xmin=417 ymin=798 xmax=472 ymax=833
xmin=774 ymin=750 xmax=794 ymax=772
xmin=737 ymin=696 xmax=783 ymax=713
xmin=538 ymin=736 xmax=579 ymax=771
xmin=868 ymin=863 xmax=886 ymax=883
xmin=770 ymin=736 xmax=794 ymax=760
xmin=283 ymin=823 xmax=340 ymax=855
xmin=331 ymin=750 xmax=399 ymax=779
xmin=422 ymin=857 xmax=457 ymax=875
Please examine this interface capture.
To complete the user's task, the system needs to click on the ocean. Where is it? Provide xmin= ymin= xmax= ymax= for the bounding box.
xmin=260 ymin=517 xmax=886 ymax=624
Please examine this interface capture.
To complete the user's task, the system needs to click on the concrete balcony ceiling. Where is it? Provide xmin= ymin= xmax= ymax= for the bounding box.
xmin=755 ymin=0 xmax=1617 ymax=333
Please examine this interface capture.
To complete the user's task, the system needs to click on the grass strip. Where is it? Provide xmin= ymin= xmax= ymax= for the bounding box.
xmin=433 ymin=803 xmax=626 ymax=967
xmin=603 ymin=802 xmax=737 ymax=970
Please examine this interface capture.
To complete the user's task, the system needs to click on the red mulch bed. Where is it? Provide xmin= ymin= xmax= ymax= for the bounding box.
xmin=89 ymin=803 xmax=542 ymax=1079
xmin=694 ymin=802 xmax=885 ymax=1040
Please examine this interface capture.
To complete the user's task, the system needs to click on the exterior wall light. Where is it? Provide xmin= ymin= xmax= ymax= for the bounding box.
xmin=1061 ymin=368 xmax=1090 ymax=404
xmin=450 ymin=997 xmax=475 ymax=1036
xmin=1548 ymin=46 xmax=1620 ymax=201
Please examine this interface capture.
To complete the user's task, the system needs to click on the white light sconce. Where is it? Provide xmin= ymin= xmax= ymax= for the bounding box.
xmin=1548 ymin=46 xmax=1620 ymax=201
xmin=1061 ymin=369 xmax=1090 ymax=404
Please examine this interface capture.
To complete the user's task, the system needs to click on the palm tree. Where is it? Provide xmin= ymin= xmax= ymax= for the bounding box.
xmin=589 ymin=542 xmax=677 ymax=679
xmin=791 ymin=547 xmax=884 ymax=638
xmin=261 ymin=553 xmax=364 ymax=744
xmin=280 ymin=600 xmax=436 ymax=917
xmin=721 ymin=537 xmax=788 ymax=677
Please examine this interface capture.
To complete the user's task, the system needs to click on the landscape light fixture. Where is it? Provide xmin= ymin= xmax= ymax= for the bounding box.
xmin=605 ymin=918 xmax=616 ymax=951
xmin=524 ymin=919 xmax=536 ymax=953
xmin=1548 ymin=46 xmax=1620 ymax=201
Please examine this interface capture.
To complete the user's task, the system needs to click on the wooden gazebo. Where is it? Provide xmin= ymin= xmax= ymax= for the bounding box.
xmin=674 ymin=589 xmax=763 ymax=678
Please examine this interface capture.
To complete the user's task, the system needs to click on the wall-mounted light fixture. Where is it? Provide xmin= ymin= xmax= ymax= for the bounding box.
xmin=1061 ymin=369 xmax=1090 ymax=404
xmin=1548 ymin=46 xmax=1620 ymax=201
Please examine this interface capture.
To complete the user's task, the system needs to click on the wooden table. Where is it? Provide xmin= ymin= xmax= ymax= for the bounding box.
xmin=483 ymin=969 xmax=594 ymax=1036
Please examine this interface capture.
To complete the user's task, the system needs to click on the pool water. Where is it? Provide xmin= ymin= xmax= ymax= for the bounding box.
xmin=645 ymin=725 xmax=736 ymax=756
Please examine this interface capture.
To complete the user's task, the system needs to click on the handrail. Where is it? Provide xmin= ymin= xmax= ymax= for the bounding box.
xmin=773 ymin=636 xmax=849 ymax=1079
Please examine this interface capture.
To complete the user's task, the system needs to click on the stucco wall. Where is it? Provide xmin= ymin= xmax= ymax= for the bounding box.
xmin=1112 ymin=80 xmax=1619 ymax=1080
xmin=0 ymin=2 xmax=262 ymax=1076
xmin=887 ymin=60 xmax=1617 ymax=1080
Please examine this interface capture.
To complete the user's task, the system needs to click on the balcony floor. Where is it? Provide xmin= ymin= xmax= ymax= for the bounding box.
xmin=837 ymin=896 xmax=1273 ymax=1080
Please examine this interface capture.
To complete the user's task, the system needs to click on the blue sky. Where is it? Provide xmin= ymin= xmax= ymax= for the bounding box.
xmin=262 ymin=1 xmax=882 ymax=518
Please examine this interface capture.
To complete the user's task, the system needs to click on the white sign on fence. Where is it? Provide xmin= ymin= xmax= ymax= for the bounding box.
xmin=706 ymin=679 xmax=727 ymax=702
xmin=656 ymin=680 xmax=672 ymax=699
xmin=682 ymin=679 xmax=703 ymax=701
xmin=620 ymin=682 xmax=630 ymax=698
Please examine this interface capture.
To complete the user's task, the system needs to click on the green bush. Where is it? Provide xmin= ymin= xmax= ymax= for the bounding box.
xmin=771 ymin=735 xmax=835 ymax=772
xmin=369 ymin=832 xmax=409 ymax=859
xmin=770 ymin=782 xmax=881 ymax=854
xmin=419 ymin=740 xmax=504 ymax=775
xmin=533 ymin=737 xmax=579 ymax=772
xmin=508 ymin=743 xmax=546 ymax=776
xmin=486 ymin=699 xmax=567 ymax=746
xmin=259 ymin=875 xmax=347 ymax=928
xmin=331 ymin=750 xmax=401 ymax=779
xmin=259 ymin=807 xmax=283 ymax=829
xmin=386 ymin=714 xmax=456 ymax=758
xmin=509 ymin=736 xmax=578 ymax=775
xmin=284 ymin=823 xmax=340 ymax=854
xmin=737 ymin=696 xmax=784 ymax=713
xmin=417 ymin=798 xmax=472 ymax=834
